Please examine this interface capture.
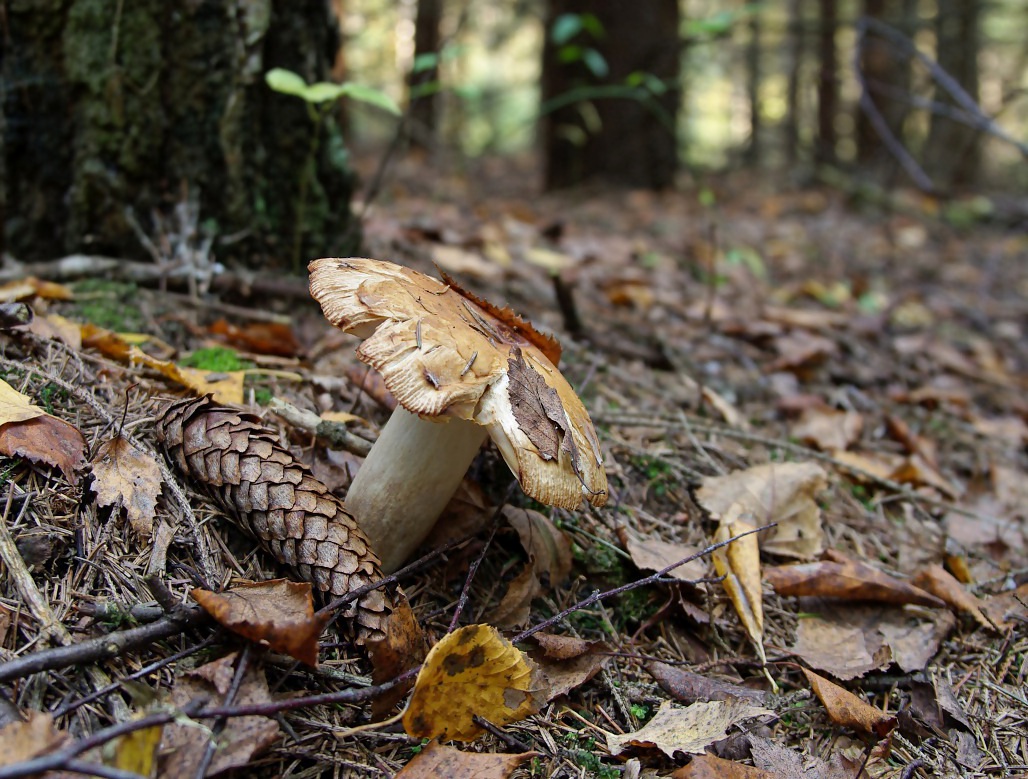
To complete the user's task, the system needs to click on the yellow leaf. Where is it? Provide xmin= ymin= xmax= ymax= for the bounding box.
xmin=0 ymin=379 xmax=46 ymax=426
xmin=712 ymin=514 xmax=766 ymax=665
xmin=108 ymin=715 xmax=163 ymax=777
xmin=403 ymin=624 xmax=537 ymax=742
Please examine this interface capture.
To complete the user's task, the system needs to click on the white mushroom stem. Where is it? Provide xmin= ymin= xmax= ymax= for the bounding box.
xmin=345 ymin=406 xmax=488 ymax=573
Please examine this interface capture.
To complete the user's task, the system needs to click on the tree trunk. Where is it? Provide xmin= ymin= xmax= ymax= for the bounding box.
xmin=408 ymin=0 xmax=443 ymax=149
xmin=816 ymin=0 xmax=838 ymax=164
xmin=2 ymin=0 xmax=356 ymax=268
xmin=744 ymin=10 xmax=762 ymax=165
xmin=541 ymin=0 xmax=680 ymax=190
xmin=784 ymin=0 xmax=803 ymax=165
xmin=924 ymin=0 xmax=981 ymax=188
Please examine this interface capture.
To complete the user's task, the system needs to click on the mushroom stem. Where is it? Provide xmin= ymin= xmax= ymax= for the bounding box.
xmin=345 ymin=406 xmax=488 ymax=572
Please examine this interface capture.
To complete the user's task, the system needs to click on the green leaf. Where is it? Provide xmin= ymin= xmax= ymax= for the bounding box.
xmin=551 ymin=13 xmax=583 ymax=45
xmin=581 ymin=48 xmax=609 ymax=79
xmin=412 ymin=52 xmax=439 ymax=73
xmin=338 ymin=83 xmax=401 ymax=115
xmin=265 ymin=68 xmax=309 ymax=97
xmin=303 ymin=82 xmax=350 ymax=103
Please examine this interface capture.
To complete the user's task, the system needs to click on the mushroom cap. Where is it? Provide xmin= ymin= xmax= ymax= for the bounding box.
xmin=309 ymin=257 xmax=607 ymax=509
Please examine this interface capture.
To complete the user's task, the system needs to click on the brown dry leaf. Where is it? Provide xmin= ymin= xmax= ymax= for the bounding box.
xmin=530 ymin=636 xmax=610 ymax=703
xmin=161 ymin=653 xmax=279 ymax=777
xmin=606 ymin=699 xmax=772 ymax=758
xmin=369 ymin=597 xmax=430 ymax=717
xmin=712 ymin=515 xmax=766 ymax=665
xmin=912 ymin=565 xmax=993 ymax=629
xmin=618 ymin=528 xmax=706 ymax=583
xmin=89 ymin=435 xmax=163 ymax=538
xmin=647 ymin=661 xmax=767 ymax=706
xmin=982 ymin=582 xmax=1028 ymax=630
xmin=491 ymin=506 xmax=572 ymax=627
xmin=0 ymin=412 xmax=87 ymax=481
xmin=671 ymin=753 xmax=776 ymax=779
xmin=529 ymin=632 xmax=594 ymax=660
xmin=889 ymin=455 xmax=960 ymax=499
xmin=698 ymin=462 xmax=828 ymax=560
xmin=0 ymin=711 xmax=67 ymax=766
xmin=769 ymin=331 xmax=837 ymax=373
xmin=208 ymin=319 xmax=301 ymax=358
xmin=191 ymin=580 xmax=330 ymax=667
xmin=802 ymin=668 xmax=897 ymax=738
xmin=402 ymin=624 xmax=538 ymax=742
xmin=27 ymin=313 xmax=83 ymax=348
xmin=765 ymin=555 xmax=944 ymax=608
xmin=791 ymin=407 xmax=863 ymax=451
xmin=432 ymin=244 xmax=504 ymax=282
xmin=748 ymin=735 xmax=855 ymax=779
xmin=395 ymin=740 xmax=536 ymax=779
xmin=0 ymin=276 xmax=73 ymax=302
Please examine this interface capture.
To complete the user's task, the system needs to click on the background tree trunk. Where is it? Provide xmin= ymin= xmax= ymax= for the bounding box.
xmin=2 ymin=0 xmax=356 ymax=268
xmin=924 ymin=0 xmax=982 ymax=188
xmin=816 ymin=0 xmax=838 ymax=164
xmin=408 ymin=0 xmax=443 ymax=150
xmin=744 ymin=10 xmax=763 ymax=165
xmin=784 ymin=0 xmax=804 ymax=164
xmin=541 ymin=0 xmax=680 ymax=190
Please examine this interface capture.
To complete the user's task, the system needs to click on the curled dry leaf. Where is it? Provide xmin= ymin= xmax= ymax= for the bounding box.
xmin=912 ymin=564 xmax=994 ymax=630
xmin=712 ymin=514 xmax=766 ymax=665
xmin=647 ymin=661 xmax=768 ymax=706
xmin=90 ymin=435 xmax=163 ymax=539
xmin=698 ymin=462 xmax=828 ymax=560
xmin=0 ymin=414 xmax=86 ymax=482
xmin=402 ymin=624 xmax=538 ymax=742
xmin=765 ymin=555 xmax=944 ymax=608
xmin=529 ymin=634 xmax=610 ymax=704
xmin=191 ymin=579 xmax=330 ymax=667
xmin=802 ymin=668 xmax=897 ymax=738
xmin=395 ymin=740 xmax=537 ymax=779
xmin=606 ymin=699 xmax=772 ymax=758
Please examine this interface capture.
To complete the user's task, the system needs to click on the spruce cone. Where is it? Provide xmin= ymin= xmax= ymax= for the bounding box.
xmin=155 ymin=395 xmax=391 ymax=643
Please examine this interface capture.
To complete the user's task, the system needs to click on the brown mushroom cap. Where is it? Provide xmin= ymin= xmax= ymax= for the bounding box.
xmin=309 ymin=257 xmax=607 ymax=509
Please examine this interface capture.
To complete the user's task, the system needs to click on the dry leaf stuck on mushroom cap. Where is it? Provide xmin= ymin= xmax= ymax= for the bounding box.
xmin=309 ymin=258 xmax=607 ymax=509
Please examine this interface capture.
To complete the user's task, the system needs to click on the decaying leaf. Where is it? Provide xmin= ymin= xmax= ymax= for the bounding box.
xmin=698 ymin=462 xmax=828 ymax=560
xmin=712 ymin=514 xmax=766 ymax=665
xmin=395 ymin=740 xmax=536 ymax=779
xmin=191 ymin=579 xmax=330 ymax=667
xmin=529 ymin=634 xmax=610 ymax=704
xmin=618 ymin=528 xmax=707 ymax=583
xmin=402 ymin=624 xmax=538 ymax=742
xmin=647 ymin=661 xmax=767 ymax=706
xmin=606 ymin=698 xmax=772 ymax=758
xmin=368 ymin=597 xmax=430 ymax=717
xmin=160 ymin=653 xmax=279 ymax=777
xmin=490 ymin=506 xmax=572 ymax=628
xmin=208 ymin=318 xmax=301 ymax=358
xmin=0 ymin=711 xmax=67 ymax=767
xmin=90 ymin=435 xmax=163 ymax=538
xmin=0 ymin=412 xmax=87 ymax=481
xmin=670 ymin=753 xmax=776 ymax=779
xmin=802 ymin=668 xmax=897 ymax=738
xmin=911 ymin=564 xmax=993 ymax=629
xmin=765 ymin=554 xmax=944 ymax=608
xmin=791 ymin=406 xmax=863 ymax=451
xmin=748 ymin=735 xmax=855 ymax=779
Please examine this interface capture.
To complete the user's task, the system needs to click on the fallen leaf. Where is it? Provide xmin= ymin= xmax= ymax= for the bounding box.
xmin=646 ymin=661 xmax=767 ymax=706
xmin=698 ymin=462 xmax=828 ymax=560
xmin=791 ymin=407 xmax=863 ymax=451
xmin=0 ymin=277 xmax=73 ymax=302
xmin=769 ymin=331 xmax=837 ymax=373
xmin=109 ymin=713 xmax=163 ymax=776
xmin=432 ymin=244 xmax=504 ymax=282
xmin=191 ymin=579 xmax=330 ymax=667
xmin=368 ymin=596 xmax=429 ymax=717
xmin=529 ymin=632 xmax=594 ymax=661
xmin=0 ymin=302 xmax=32 ymax=329
xmin=606 ymin=698 xmax=772 ymax=758
xmin=90 ymin=435 xmax=163 ymax=538
xmin=982 ymin=582 xmax=1028 ymax=630
xmin=748 ymin=735 xmax=857 ymax=779
xmin=491 ymin=506 xmax=573 ymax=627
xmin=0 ymin=711 xmax=67 ymax=766
xmin=911 ymin=565 xmax=993 ymax=630
xmin=27 ymin=313 xmax=82 ymax=348
xmin=402 ymin=624 xmax=538 ymax=742
xmin=530 ymin=637 xmax=610 ymax=703
xmin=208 ymin=319 xmax=301 ymax=358
xmin=160 ymin=653 xmax=279 ymax=776
xmin=395 ymin=740 xmax=536 ymax=779
xmin=0 ymin=413 xmax=87 ymax=481
xmin=765 ymin=557 xmax=944 ymax=608
xmin=671 ymin=753 xmax=776 ymax=778
xmin=803 ymin=668 xmax=897 ymax=738
xmin=712 ymin=514 xmax=766 ymax=664
xmin=0 ymin=379 xmax=46 ymax=425
xmin=524 ymin=246 xmax=575 ymax=273
xmin=507 ymin=348 xmax=581 ymax=475
xmin=619 ymin=528 xmax=707 ymax=583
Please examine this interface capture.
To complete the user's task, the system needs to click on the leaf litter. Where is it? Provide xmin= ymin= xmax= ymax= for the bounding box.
xmin=0 ymin=159 xmax=1024 ymax=777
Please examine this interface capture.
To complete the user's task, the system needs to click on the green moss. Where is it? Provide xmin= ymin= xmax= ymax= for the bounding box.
xmin=69 ymin=280 xmax=145 ymax=331
xmin=180 ymin=347 xmax=253 ymax=372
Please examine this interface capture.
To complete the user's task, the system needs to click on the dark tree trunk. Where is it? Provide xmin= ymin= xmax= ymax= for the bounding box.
xmin=924 ymin=0 xmax=981 ymax=187
xmin=744 ymin=10 xmax=762 ymax=165
xmin=408 ymin=0 xmax=443 ymax=149
xmin=784 ymin=0 xmax=803 ymax=164
xmin=541 ymin=0 xmax=680 ymax=190
xmin=2 ymin=0 xmax=356 ymax=268
xmin=856 ymin=0 xmax=914 ymax=169
xmin=816 ymin=0 xmax=838 ymax=164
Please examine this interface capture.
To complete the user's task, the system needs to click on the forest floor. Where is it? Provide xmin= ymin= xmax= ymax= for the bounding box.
xmin=0 ymin=151 xmax=1025 ymax=778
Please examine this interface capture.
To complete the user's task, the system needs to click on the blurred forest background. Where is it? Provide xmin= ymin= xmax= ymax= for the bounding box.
xmin=2 ymin=0 xmax=1025 ymax=270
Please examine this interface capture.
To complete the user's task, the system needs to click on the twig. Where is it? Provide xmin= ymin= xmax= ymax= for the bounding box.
xmin=0 ymin=605 xmax=207 ymax=685
xmin=447 ymin=512 xmax=502 ymax=633
xmin=269 ymin=398 xmax=373 ymax=457
xmin=193 ymin=645 xmax=251 ymax=779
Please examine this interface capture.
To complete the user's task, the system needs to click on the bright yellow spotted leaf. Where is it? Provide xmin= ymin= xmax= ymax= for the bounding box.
xmin=402 ymin=624 xmax=538 ymax=742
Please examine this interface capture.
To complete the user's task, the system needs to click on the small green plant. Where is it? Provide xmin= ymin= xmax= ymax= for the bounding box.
xmin=251 ymin=386 xmax=274 ymax=407
xmin=630 ymin=703 xmax=649 ymax=720
xmin=38 ymin=383 xmax=69 ymax=414
xmin=70 ymin=280 xmax=145 ymax=332
xmin=265 ymin=68 xmax=400 ymax=271
xmin=179 ymin=347 xmax=253 ymax=372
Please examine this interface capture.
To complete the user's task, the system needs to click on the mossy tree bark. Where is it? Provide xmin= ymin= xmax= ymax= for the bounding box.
xmin=2 ymin=0 xmax=357 ymax=268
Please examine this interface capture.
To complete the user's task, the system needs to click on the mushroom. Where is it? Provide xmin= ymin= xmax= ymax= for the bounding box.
xmin=309 ymin=257 xmax=608 ymax=572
